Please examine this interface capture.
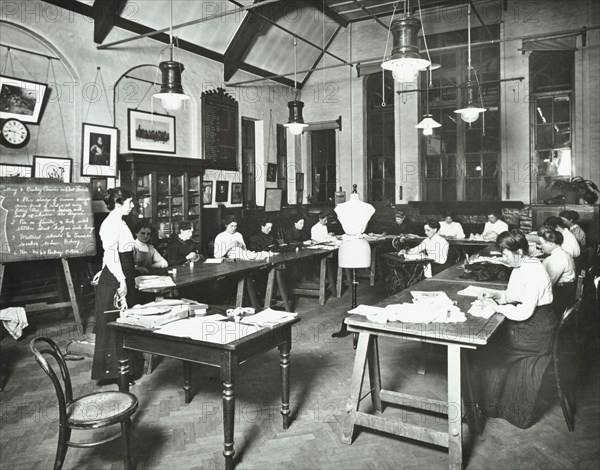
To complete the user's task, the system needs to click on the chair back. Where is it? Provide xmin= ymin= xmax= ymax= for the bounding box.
xmin=30 ymin=337 xmax=73 ymax=428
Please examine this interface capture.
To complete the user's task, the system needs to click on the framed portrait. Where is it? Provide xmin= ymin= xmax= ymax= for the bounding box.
xmin=264 ymin=188 xmax=283 ymax=212
xmin=33 ymin=156 xmax=72 ymax=183
xmin=266 ymin=163 xmax=277 ymax=182
xmin=215 ymin=180 xmax=229 ymax=203
xmin=0 ymin=164 xmax=32 ymax=178
xmin=231 ymin=182 xmax=243 ymax=204
xmin=127 ymin=109 xmax=176 ymax=154
xmin=0 ymin=75 xmax=48 ymax=124
xmin=296 ymin=172 xmax=304 ymax=191
xmin=201 ymin=180 xmax=213 ymax=205
xmin=90 ymin=177 xmax=108 ymax=201
xmin=81 ymin=123 xmax=118 ymax=177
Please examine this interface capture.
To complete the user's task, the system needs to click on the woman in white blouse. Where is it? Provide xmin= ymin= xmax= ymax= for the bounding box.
xmin=470 ymin=230 xmax=555 ymax=429
xmin=438 ymin=214 xmax=465 ymax=239
xmin=92 ymin=187 xmax=140 ymax=383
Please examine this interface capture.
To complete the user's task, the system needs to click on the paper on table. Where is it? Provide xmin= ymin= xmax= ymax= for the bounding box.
xmin=457 ymin=286 xmax=504 ymax=298
xmin=241 ymin=308 xmax=298 ymax=327
xmin=204 ymin=258 xmax=223 ymax=264
xmin=156 ymin=315 xmax=260 ymax=344
xmin=348 ymin=304 xmax=388 ymax=316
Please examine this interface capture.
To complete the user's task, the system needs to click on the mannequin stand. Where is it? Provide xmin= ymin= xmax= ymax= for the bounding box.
xmin=331 ymin=269 xmax=359 ymax=349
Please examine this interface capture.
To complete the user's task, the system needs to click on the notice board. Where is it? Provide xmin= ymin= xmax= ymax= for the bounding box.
xmin=201 ymin=87 xmax=238 ymax=171
xmin=0 ymin=179 xmax=96 ymax=263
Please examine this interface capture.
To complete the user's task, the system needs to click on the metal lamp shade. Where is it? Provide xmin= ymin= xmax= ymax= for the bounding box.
xmin=153 ymin=60 xmax=190 ymax=111
xmin=454 ymin=81 xmax=486 ymax=123
xmin=284 ymin=100 xmax=308 ymax=135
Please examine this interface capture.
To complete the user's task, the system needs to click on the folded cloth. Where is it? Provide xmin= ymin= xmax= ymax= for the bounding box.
xmin=0 ymin=307 xmax=28 ymax=339
xmin=468 ymin=298 xmax=498 ymax=319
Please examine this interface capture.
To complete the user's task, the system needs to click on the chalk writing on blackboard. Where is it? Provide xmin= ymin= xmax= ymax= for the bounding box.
xmin=202 ymin=88 xmax=238 ymax=171
xmin=0 ymin=180 xmax=96 ymax=262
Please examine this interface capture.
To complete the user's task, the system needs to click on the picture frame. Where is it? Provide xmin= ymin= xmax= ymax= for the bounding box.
xmin=90 ymin=177 xmax=107 ymax=201
xmin=296 ymin=172 xmax=304 ymax=191
xmin=0 ymin=75 xmax=48 ymax=123
xmin=201 ymin=181 xmax=213 ymax=205
xmin=264 ymin=188 xmax=283 ymax=212
xmin=33 ymin=156 xmax=72 ymax=183
xmin=81 ymin=123 xmax=118 ymax=177
xmin=0 ymin=164 xmax=32 ymax=178
xmin=266 ymin=163 xmax=277 ymax=182
xmin=127 ymin=109 xmax=176 ymax=154
xmin=231 ymin=182 xmax=243 ymax=204
xmin=215 ymin=180 xmax=229 ymax=203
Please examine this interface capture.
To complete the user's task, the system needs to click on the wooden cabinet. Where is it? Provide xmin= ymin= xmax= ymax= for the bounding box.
xmin=119 ymin=153 xmax=206 ymax=251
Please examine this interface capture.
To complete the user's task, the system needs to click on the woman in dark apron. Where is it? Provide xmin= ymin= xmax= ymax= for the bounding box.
xmin=91 ymin=187 xmax=141 ymax=383
xmin=470 ymin=229 xmax=556 ymax=429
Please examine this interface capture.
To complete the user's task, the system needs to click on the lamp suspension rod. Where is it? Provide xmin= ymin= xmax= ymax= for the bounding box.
xmin=226 ymin=0 xmax=351 ymax=66
xmin=168 ymin=0 xmax=174 ymax=60
xmin=0 ymin=43 xmax=60 ymax=60
xmin=467 ymin=3 xmax=472 ymax=80
xmin=293 ymin=37 xmax=298 ymax=91
xmin=98 ymin=0 xmax=284 ymax=49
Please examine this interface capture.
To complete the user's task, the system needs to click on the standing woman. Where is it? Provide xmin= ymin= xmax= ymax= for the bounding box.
xmin=470 ymin=229 xmax=554 ymax=429
xmin=92 ymin=187 xmax=140 ymax=383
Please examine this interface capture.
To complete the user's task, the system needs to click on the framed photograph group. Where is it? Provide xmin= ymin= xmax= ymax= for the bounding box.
xmin=231 ymin=182 xmax=243 ymax=204
xmin=90 ymin=177 xmax=108 ymax=200
xmin=215 ymin=181 xmax=229 ymax=203
xmin=33 ymin=156 xmax=72 ymax=183
xmin=202 ymin=181 xmax=213 ymax=205
xmin=128 ymin=109 xmax=175 ymax=154
xmin=81 ymin=123 xmax=118 ymax=177
xmin=0 ymin=164 xmax=32 ymax=178
xmin=0 ymin=75 xmax=48 ymax=123
xmin=266 ymin=163 xmax=277 ymax=182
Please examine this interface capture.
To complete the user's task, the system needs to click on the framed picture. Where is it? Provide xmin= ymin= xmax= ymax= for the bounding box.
xmin=33 ymin=156 xmax=72 ymax=183
xmin=264 ymin=188 xmax=283 ymax=212
xmin=0 ymin=164 xmax=32 ymax=178
xmin=296 ymin=190 xmax=303 ymax=205
xmin=90 ymin=177 xmax=107 ymax=201
xmin=215 ymin=180 xmax=229 ymax=203
xmin=81 ymin=123 xmax=118 ymax=177
xmin=266 ymin=163 xmax=277 ymax=182
xmin=0 ymin=75 xmax=48 ymax=123
xmin=296 ymin=172 xmax=304 ymax=191
xmin=231 ymin=182 xmax=243 ymax=204
xmin=127 ymin=109 xmax=176 ymax=154
xmin=201 ymin=181 xmax=213 ymax=205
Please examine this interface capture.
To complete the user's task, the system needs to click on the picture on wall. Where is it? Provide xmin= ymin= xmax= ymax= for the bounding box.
xmin=0 ymin=75 xmax=48 ymax=123
xmin=127 ymin=109 xmax=176 ymax=154
xmin=231 ymin=183 xmax=243 ymax=204
xmin=266 ymin=163 xmax=277 ymax=182
xmin=90 ymin=177 xmax=108 ymax=200
xmin=33 ymin=156 xmax=72 ymax=183
xmin=264 ymin=188 xmax=283 ymax=212
xmin=296 ymin=172 xmax=304 ymax=191
xmin=81 ymin=123 xmax=118 ymax=177
xmin=202 ymin=181 xmax=213 ymax=205
xmin=0 ymin=164 xmax=32 ymax=178
xmin=215 ymin=181 xmax=229 ymax=203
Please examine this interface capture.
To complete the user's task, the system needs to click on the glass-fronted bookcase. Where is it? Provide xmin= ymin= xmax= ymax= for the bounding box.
xmin=119 ymin=153 xmax=206 ymax=253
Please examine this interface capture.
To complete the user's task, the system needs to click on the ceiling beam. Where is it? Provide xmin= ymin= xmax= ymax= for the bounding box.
xmin=93 ymin=0 xmax=127 ymax=44
xmin=305 ymin=0 xmax=349 ymax=27
xmin=301 ymin=25 xmax=343 ymax=88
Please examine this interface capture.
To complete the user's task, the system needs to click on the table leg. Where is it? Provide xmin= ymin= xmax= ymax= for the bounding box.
xmin=279 ymin=339 xmax=291 ymax=430
xmin=336 ymin=265 xmax=343 ymax=298
xmin=367 ymin=336 xmax=382 ymax=413
xmin=245 ymin=275 xmax=260 ymax=310
xmin=221 ymin=357 xmax=236 ymax=470
xmin=318 ymin=257 xmax=327 ymax=305
xmin=274 ymin=268 xmax=291 ymax=312
xmin=341 ymin=332 xmax=370 ymax=444
xmin=264 ymin=268 xmax=276 ymax=309
xmin=182 ymin=361 xmax=192 ymax=404
xmin=370 ymin=246 xmax=377 ymax=286
xmin=235 ymin=278 xmax=245 ymax=307
xmin=447 ymin=344 xmax=463 ymax=470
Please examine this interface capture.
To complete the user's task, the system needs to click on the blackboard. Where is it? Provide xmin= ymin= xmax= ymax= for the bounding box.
xmin=201 ymin=88 xmax=238 ymax=171
xmin=0 ymin=179 xmax=96 ymax=263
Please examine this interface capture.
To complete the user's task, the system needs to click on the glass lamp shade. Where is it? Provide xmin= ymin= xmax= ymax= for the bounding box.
xmin=454 ymin=105 xmax=486 ymax=123
xmin=152 ymin=60 xmax=190 ymax=111
xmin=284 ymin=100 xmax=308 ymax=135
xmin=415 ymin=114 xmax=441 ymax=135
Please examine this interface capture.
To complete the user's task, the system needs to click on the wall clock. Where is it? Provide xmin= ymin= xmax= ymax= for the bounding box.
xmin=0 ymin=119 xmax=30 ymax=148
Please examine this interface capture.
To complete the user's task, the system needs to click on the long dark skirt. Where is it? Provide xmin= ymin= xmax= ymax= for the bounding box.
xmin=91 ymin=252 xmax=142 ymax=381
xmin=469 ymin=303 xmax=557 ymax=429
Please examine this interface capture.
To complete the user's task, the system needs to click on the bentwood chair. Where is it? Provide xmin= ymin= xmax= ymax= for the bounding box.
xmin=30 ymin=337 xmax=138 ymax=470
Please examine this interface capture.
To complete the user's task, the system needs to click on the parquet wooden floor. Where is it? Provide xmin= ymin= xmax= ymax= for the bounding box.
xmin=1 ymin=280 xmax=599 ymax=469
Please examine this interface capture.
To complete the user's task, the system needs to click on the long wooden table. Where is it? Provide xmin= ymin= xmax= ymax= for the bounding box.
xmin=341 ymin=278 xmax=505 ymax=470
xmin=111 ymin=316 xmax=300 ymax=470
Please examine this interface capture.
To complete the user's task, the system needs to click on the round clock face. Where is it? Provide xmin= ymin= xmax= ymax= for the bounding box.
xmin=1 ymin=119 xmax=30 ymax=148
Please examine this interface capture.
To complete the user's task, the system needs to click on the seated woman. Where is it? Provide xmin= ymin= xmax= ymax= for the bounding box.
xmin=166 ymin=221 xmax=203 ymax=265
xmin=310 ymin=212 xmax=338 ymax=244
xmin=559 ymin=210 xmax=586 ymax=248
xmin=438 ymin=214 xmax=465 ymax=239
xmin=248 ymin=217 xmax=278 ymax=252
xmin=399 ymin=219 xmax=449 ymax=276
xmin=284 ymin=215 xmax=309 ymax=244
xmin=538 ymin=227 xmax=576 ymax=316
xmin=133 ymin=221 xmax=168 ymax=274
xmin=544 ymin=216 xmax=581 ymax=260
xmin=470 ymin=229 xmax=555 ymax=429
xmin=482 ymin=212 xmax=509 ymax=240
xmin=214 ymin=215 xmax=247 ymax=260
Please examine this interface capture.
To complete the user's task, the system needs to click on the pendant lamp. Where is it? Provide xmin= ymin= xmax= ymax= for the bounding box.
xmin=284 ymin=38 xmax=308 ymax=135
xmin=454 ymin=3 xmax=486 ymax=123
xmin=153 ymin=0 xmax=190 ymax=112
xmin=415 ymin=67 xmax=441 ymax=135
xmin=381 ymin=0 xmax=430 ymax=83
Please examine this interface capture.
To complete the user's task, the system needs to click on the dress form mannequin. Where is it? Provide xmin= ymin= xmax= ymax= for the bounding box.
xmin=332 ymin=185 xmax=375 ymax=341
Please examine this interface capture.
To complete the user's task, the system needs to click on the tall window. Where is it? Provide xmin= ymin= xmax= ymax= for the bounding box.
xmin=530 ymin=51 xmax=574 ymax=203
xmin=241 ymin=118 xmax=255 ymax=207
xmin=311 ymin=129 xmax=336 ymax=203
xmin=276 ymin=124 xmax=287 ymax=205
xmin=422 ymin=26 xmax=501 ymax=201
xmin=366 ymin=72 xmax=395 ymax=204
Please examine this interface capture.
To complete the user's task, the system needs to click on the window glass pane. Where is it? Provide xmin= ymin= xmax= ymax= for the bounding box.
xmin=482 ymin=129 xmax=500 ymax=151
xmin=371 ymin=183 xmax=383 ymax=201
xmin=426 ymin=183 xmax=441 ymax=201
xmin=482 ymin=179 xmax=499 ymax=201
xmin=465 ymin=154 xmax=481 ymax=179
xmin=482 ymin=156 xmax=499 ymax=178
xmin=444 ymin=155 xmax=457 ymax=179
xmin=372 ymin=159 xmax=383 ymax=179
xmin=466 ymin=129 xmax=481 ymax=153
xmin=536 ymin=150 xmax=552 ymax=176
xmin=465 ymin=181 xmax=480 ymax=200
xmin=554 ymin=96 xmax=570 ymax=122
xmin=426 ymin=156 xmax=440 ymax=179
xmin=384 ymin=183 xmax=395 ymax=201
xmin=441 ymin=180 xmax=456 ymax=201
xmin=536 ymin=124 xmax=552 ymax=149
xmin=384 ymin=158 xmax=394 ymax=178
xmin=553 ymin=148 xmax=571 ymax=177
xmin=536 ymin=98 xmax=552 ymax=124
xmin=554 ymin=123 xmax=570 ymax=147
xmin=441 ymin=132 xmax=456 ymax=154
